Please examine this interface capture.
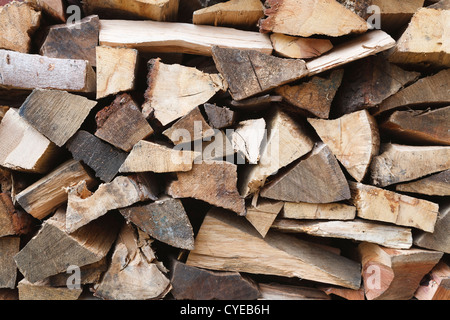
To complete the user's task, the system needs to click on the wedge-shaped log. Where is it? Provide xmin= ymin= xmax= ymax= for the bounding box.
xmin=395 ymin=169 xmax=450 ymax=196
xmin=231 ymin=118 xmax=266 ymax=164
xmin=14 ymin=209 xmax=121 ymax=284
xmin=261 ymin=143 xmax=351 ymax=203
xmin=0 ymin=236 xmax=20 ymax=289
xmin=259 ymin=0 xmax=368 ymax=37
xmin=19 ymin=89 xmax=97 ymax=147
xmin=120 ymin=196 xmax=194 ymax=250
xmin=308 ymin=110 xmax=380 ymax=182
xmin=66 ymin=175 xmax=158 ymax=233
xmin=281 ymin=202 xmax=356 ymax=220
xmin=142 ymin=58 xmax=226 ymax=124
xmin=168 ymin=160 xmax=245 ymax=215
xmin=0 ymin=108 xmax=60 ymax=174
xmin=359 ymin=242 xmax=443 ymax=300
xmin=270 ymin=33 xmax=333 ymax=59
xmin=15 ymin=160 xmax=96 ymax=220
xmin=272 ymin=219 xmax=413 ymax=249
xmin=119 ymin=140 xmax=195 ymax=173
xmin=204 ymin=103 xmax=236 ymax=129
xmin=186 ymin=208 xmax=362 ymax=290
xmin=211 ymin=46 xmax=308 ymax=101
xmin=370 ymin=143 xmax=450 ymax=187
xmin=99 ymin=19 xmax=273 ymax=56
xmin=350 ymin=182 xmax=439 ymax=233
xmin=245 ymin=199 xmax=284 ymax=237
xmin=0 ymin=50 xmax=96 ymax=93
xmin=93 ymin=223 xmax=171 ymax=300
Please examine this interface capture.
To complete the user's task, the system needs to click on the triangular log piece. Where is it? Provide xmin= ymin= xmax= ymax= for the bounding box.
xmin=270 ymin=33 xmax=333 ymax=59
xmin=203 ymin=103 xmax=236 ymax=129
xmin=231 ymin=118 xmax=266 ymax=164
xmin=245 ymin=198 xmax=284 ymax=237
xmin=395 ymin=169 xmax=450 ymax=196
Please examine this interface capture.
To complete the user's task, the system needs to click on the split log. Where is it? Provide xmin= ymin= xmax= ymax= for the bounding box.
xmin=93 ymin=223 xmax=171 ymax=300
xmin=26 ymin=0 xmax=66 ymax=22
xmin=245 ymin=199 xmax=284 ymax=237
xmin=276 ymin=69 xmax=343 ymax=119
xmin=413 ymin=202 xmax=450 ymax=254
xmin=17 ymin=279 xmax=83 ymax=300
xmin=96 ymin=46 xmax=138 ymax=99
xmin=40 ymin=15 xmax=99 ymax=66
xmin=281 ymin=202 xmax=356 ymax=220
xmin=259 ymin=0 xmax=368 ymax=37
xmin=395 ymin=169 xmax=450 ymax=196
xmin=65 ymin=174 xmax=158 ymax=233
xmin=15 ymin=160 xmax=97 ymax=220
xmin=204 ymin=103 xmax=236 ymax=129
xmin=305 ymin=30 xmax=396 ymax=76
xmin=358 ymin=242 xmax=443 ymax=300
xmin=168 ymin=160 xmax=246 ymax=215
xmin=98 ymin=19 xmax=273 ymax=56
xmin=308 ymin=110 xmax=380 ymax=182
xmin=162 ymin=106 xmax=214 ymax=145
xmin=0 ymin=1 xmax=41 ymax=53
xmin=231 ymin=118 xmax=266 ymax=164
xmin=14 ymin=209 xmax=121 ymax=284
xmin=333 ymin=55 xmax=420 ymax=117
xmin=370 ymin=143 xmax=450 ymax=187
xmin=270 ymin=34 xmax=333 ymax=59
xmin=0 ymin=193 xmax=33 ymax=237
xmin=170 ymin=260 xmax=259 ymax=300
xmin=211 ymin=46 xmax=308 ymax=101
xmin=199 ymin=129 xmax=235 ymax=161
xmin=258 ymin=283 xmax=331 ymax=300
xmin=349 ymin=182 xmax=439 ymax=233
xmin=83 ymin=0 xmax=179 ymax=21
xmin=119 ymin=196 xmax=194 ymax=250
xmin=0 ymin=108 xmax=60 ymax=174
xmin=186 ymin=208 xmax=362 ymax=290
xmin=373 ymin=69 xmax=450 ymax=115
xmin=0 ymin=236 xmax=20 ymax=289
xmin=66 ymin=130 xmax=128 ymax=183
xmin=380 ymin=106 xmax=450 ymax=146
xmin=271 ymin=219 xmax=413 ymax=249
xmin=388 ymin=6 xmax=450 ymax=68
xmin=260 ymin=143 xmax=351 ymax=203
xmin=193 ymin=0 xmax=264 ymax=29
xmin=18 ymin=89 xmax=97 ymax=147
xmin=0 ymin=50 xmax=96 ymax=93
xmin=230 ymin=94 xmax=282 ymax=111
xmin=320 ymin=286 xmax=365 ymax=300
xmin=239 ymin=108 xmax=314 ymax=197
xmin=119 ymin=140 xmax=195 ymax=173
xmin=414 ymin=260 xmax=450 ymax=300
xmin=94 ymin=94 xmax=154 ymax=152
xmin=142 ymin=58 xmax=226 ymax=124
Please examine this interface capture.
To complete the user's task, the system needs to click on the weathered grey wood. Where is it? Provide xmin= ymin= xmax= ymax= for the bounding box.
xmin=395 ymin=169 xmax=450 ymax=196
xmin=0 ymin=236 xmax=20 ymax=289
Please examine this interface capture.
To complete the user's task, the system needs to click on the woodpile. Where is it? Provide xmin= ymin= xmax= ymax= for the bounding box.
xmin=0 ymin=0 xmax=449 ymax=302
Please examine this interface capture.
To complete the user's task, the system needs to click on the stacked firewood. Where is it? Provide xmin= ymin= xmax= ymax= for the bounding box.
xmin=0 ymin=0 xmax=449 ymax=301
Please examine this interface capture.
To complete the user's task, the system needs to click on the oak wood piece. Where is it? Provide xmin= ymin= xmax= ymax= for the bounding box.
xmin=96 ymin=46 xmax=138 ymax=99
xmin=380 ymin=106 xmax=450 ymax=146
xmin=0 ymin=1 xmax=41 ymax=53
xmin=95 ymin=94 xmax=154 ymax=152
xmin=193 ymin=0 xmax=263 ymax=29
xmin=15 ymin=159 xmax=97 ymax=220
xmin=270 ymin=33 xmax=333 ymax=59
xmin=211 ymin=46 xmax=308 ymax=101
xmin=19 ymin=89 xmax=97 ymax=147
xmin=119 ymin=140 xmax=195 ymax=173
xmin=308 ymin=110 xmax=380 ymax=182
xmin=261 ymin=143 xmax=351 ymax=203
xmin=93 ymin=223 xmax=171 ymax=300
xmin=14 ymin=209 xmax=121 ymax=284
xmin=0 ymin=108 xmax=60 ymax=174
xmin=259 ymin=0 xmax=368 ymax=37
xmin=142 ymin=58 xmax=226 ymax=124
xmin=0 ymin=49 xmax=96 ymax=93
xmin=272 ymin=218 xmax=413 ymax=249
xmin=358 ymin=242 xmax=443 ymax=300
xmin=40 ymin=15 xmax=99 ymax=66
xmin=281 ymin=202 xmax=356 ymax=221
xmin=98 ymin=19 xmax=273 ymax=56
xmin=119 ymin=196 xmax=194 ymax=250
xmin=245 ymin=199 xmax=284 ymax=237
xmin=0 ymin=236 xmax=20 ymax=289
xmin=66 ymin=130 xmax=128 ymax=183
xmin=370 ymin=143 xmax=450 ymax=187
xmin=0 ymin=193 xmax=33 ymax=237
xmin=395 ymin=169 xmax=450 ymax=196
xmin=350 ymin=182 xmax=439 ymax=233
xmin=186 ymin=207 xmax=362 ymax=289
